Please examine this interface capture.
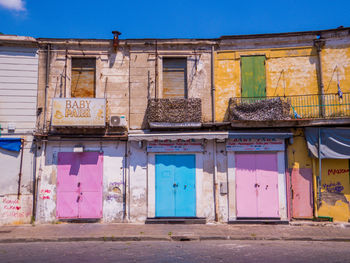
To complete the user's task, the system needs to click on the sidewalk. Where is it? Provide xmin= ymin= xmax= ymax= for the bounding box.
xmin=1 ymin=222 xmax=350 ymax=243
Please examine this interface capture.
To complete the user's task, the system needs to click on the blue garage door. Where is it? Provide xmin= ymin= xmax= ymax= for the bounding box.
xmin=155 ymin=154 xmax=196 ymax=217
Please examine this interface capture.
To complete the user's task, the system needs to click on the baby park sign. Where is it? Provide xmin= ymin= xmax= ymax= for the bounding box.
xmin=52 ymin=98 xmax=106 ymax=127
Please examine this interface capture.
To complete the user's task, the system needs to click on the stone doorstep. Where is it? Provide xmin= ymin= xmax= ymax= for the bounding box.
xmin=145 ymin=218 xmax=206 ymax=224
xmin=229 ymin=219 xmax=289 ymax=225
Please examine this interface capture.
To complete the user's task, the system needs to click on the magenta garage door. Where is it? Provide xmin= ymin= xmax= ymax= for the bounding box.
xmin=57 ymin=152 xmax=103 ymax=219
xmin=236 ymin=153 xmax=279 ymax=218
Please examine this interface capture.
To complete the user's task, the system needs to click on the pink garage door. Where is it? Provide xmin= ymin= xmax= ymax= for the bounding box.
xmin=291 ymin=168 xmax=313 ymax=218
xmin=57 ymin=152 xmax=103 ymax=219
xmin=236 ymin=153 xmax=279 ymax=218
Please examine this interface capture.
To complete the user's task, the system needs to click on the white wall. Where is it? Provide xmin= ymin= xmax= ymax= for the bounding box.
xmin=0 ymin=44 xmax=38 ymax=225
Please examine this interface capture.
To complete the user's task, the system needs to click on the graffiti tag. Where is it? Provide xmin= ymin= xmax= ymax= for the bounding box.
xmin=39 ymin=189 xmax=52 ymax=200
xmin=323 ymin=182 xmax=344 ymax=193
xmin=328 ymin=169 xmax=350 ymax=176
xmin=106 ymin=194 xmax=123 ymax=202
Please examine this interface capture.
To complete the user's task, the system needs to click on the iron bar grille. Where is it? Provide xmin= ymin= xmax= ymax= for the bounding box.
xmin=230 ymin=93 xmax=350 ymax=119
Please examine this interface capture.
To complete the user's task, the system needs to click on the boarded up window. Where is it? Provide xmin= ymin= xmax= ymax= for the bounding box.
xmin=71 ymin=58 xmax=96 ymax=98
xmin=241 ymin=56 xmax=266 ymax=98
xmin=163 ymin=58 xmax=187 ymax=98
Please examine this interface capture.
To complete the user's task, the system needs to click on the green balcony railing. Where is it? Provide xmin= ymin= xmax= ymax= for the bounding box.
xmin=230 ymin=93 xmax=350 ymax=120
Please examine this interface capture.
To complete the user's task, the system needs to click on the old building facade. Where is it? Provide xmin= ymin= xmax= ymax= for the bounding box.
xmin=0 ymin=27 xmax=349 ymax=225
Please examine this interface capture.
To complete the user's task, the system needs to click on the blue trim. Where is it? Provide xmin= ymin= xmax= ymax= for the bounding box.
xmin=0 ymin=138 xmax=22 ymax=152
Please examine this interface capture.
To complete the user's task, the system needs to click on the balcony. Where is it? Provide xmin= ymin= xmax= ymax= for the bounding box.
xmin=229 ymin=93 xmax=350 ymax=126
xmin=147 ymin=98 xmax=202 ymax=128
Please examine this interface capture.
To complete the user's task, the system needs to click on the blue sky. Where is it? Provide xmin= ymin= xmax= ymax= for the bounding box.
xmin=0 ymin=0 xmax=349 ymax=39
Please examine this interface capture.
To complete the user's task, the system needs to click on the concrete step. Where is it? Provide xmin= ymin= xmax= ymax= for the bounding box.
xmin=145 ymin=217 xmax=206 ymax=224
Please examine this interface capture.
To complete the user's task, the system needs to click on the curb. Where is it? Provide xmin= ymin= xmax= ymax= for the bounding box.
xmin=1 ymin=235 xmax=350 ymax=243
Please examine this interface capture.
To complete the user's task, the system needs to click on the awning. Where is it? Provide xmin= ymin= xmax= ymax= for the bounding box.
xmin=228 ymin=132 xmax=293 ymax=139
xmin=128 ymin=131 xmax=229 ymax=141
xmin=0 ymin=138 xmax=22 ymax=152
xmin=305 ymin=128 xmax=350 ymax=159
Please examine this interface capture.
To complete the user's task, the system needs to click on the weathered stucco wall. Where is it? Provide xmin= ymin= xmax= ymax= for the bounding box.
xmin=129 ymin=45 xmax=212 ymax=129
xmin=0 ymin=136 xmax=35 ymax=225
xmin=128 ymin=141 xmax=148 ymax=222
xmin=37 ymin=41 xmax=130 ymax=132
xmin=316 ymin=159 xmax=350 ymax=222
xmin=35 ymin=141 xmax=125 ymax=223
xmin=214 ymin=46 xmax=319 ymax=122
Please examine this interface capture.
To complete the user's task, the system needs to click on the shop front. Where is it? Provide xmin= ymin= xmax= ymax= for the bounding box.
xmin=305 ymin=128 xmax=350 ymax=222
xmin=128 ymin=131 xmax=228 ymax=223
xmin=35 ymin=98 xmax=127 ymax=223
xmin=226 ymin=133 xmax=291 ymax=222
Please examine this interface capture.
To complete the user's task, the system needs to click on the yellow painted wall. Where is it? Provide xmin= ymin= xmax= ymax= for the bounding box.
xmin=214 ymin=47 xmax=319 ymax=122
xmin=316 ymin=159 xmax=350 ymax=222
xmin=287 ymin=129 xmax=312 ymax=169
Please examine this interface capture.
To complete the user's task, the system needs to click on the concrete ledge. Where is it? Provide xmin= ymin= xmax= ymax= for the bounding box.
xmin=145 ymin=218 xmax=206 ymax=224
xmin=229 ymin=220 xmax=289 ymax=225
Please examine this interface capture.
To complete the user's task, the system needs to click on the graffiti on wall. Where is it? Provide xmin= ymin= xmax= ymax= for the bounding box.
xmin=322 ymin=182 xmax=344 ymax=193
xmin=328 ymin=169 xmax=350 ymax=176
xmin=39 ymin=189 xmax=52 ymax=200
xmin=0 ymin=197 xmax=31 ymax=219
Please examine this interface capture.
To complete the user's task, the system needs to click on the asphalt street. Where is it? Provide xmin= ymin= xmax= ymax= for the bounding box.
xmin=0 ymin=240 xmax=349 ymax=263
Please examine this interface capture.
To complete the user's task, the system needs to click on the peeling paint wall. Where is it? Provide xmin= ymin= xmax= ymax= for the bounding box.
xmin=129 ymin=45 xmax=213 ymax=129
xmin=35 ymin=141 xmax=125 ymax=223
xmin=214 ymin=45 xmax=319 ymax=122
xmin=37 ymin=42 xmax=130 ymax=132
xmin=214 ymin=32 xmax=350 ymax=122
xmin=316 ymin=159 xmax=350 ymax=222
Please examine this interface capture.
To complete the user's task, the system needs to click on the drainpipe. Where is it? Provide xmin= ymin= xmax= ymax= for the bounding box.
xmin=213 ymin=140 xmax=219 ymax=221
xmin=155 ymin=40 xmax=158 ymax=99
xmin=123 ymin=141 xmax=127 ymax=221
xmin=211 ymin=45 xmax=216 ymax=123
xmin=127 ymin=141 xmax=131 ymax=221
xmin=43 ymin=44 xmax=51 ymax=132
xmin=314 ymin=38 xmax=326 ymax=117
xmin=32 ymin=140 xmax=38 ymax=222
xmin=317 ymin=128 xmax=322 ymax=208
xmin=17 ymin=139 xmax=25 ymax=199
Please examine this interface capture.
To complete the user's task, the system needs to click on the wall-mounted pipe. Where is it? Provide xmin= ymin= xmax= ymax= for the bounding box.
xmin=155 ymin=40 xmax=158 ymax=99
xmin=318 ymin=128 xmax=322 ymax=207
xmin=314 ymin=38 xmax=325 ymax=117
xmin=211 ymin=45 xmax=216 ymax=123
xmin=17 ymin=139 xmax=24 ymax=199
xmin=123 ymin=141 xmax=127 ymax=221
xmin=43 ymin=44 xmax=51 ymax=132
xmin=213 ymin=140 xmax=219 ymax=221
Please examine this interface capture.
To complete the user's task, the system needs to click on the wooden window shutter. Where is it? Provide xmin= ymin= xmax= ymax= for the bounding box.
xmin=71 ymin=58 xmax=96 ymax=98
xmin=241 ymin=56 xmax=266 ymax=98
xmin=162 ymin=58 xmax=187 ymax=98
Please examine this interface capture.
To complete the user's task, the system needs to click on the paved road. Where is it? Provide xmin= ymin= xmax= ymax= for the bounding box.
xmin=0 ymin=240 xmax=349 ymax=263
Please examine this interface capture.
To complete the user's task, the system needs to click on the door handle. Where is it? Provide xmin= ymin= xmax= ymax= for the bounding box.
xmin=265 ymin=185 xmax=269 ymax=190
xmin=254 ymin=183 xmax=260 ymax=188
xmin=76 ymin=196 xmax=80 ymax=202
xmin=173 ymin=183 xmax=178 ymax=187
xmin=77 ymin=182 xmax=81 ymax=187
xmin=184 ymin=185 xmax=187 ymax=189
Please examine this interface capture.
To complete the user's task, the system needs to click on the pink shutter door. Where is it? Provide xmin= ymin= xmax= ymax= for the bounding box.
xmin=78 ymin=152 xmax=103 ymax=219
xmin=256 ymin=153 xmax=279 ymax=218
xmin=291 ymin=168 xmax=313 ymax=218
xmin=57 ymin=152 xmax=80 ymax=219
xmin=236 ymin=153 xmax=258 ymax=217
